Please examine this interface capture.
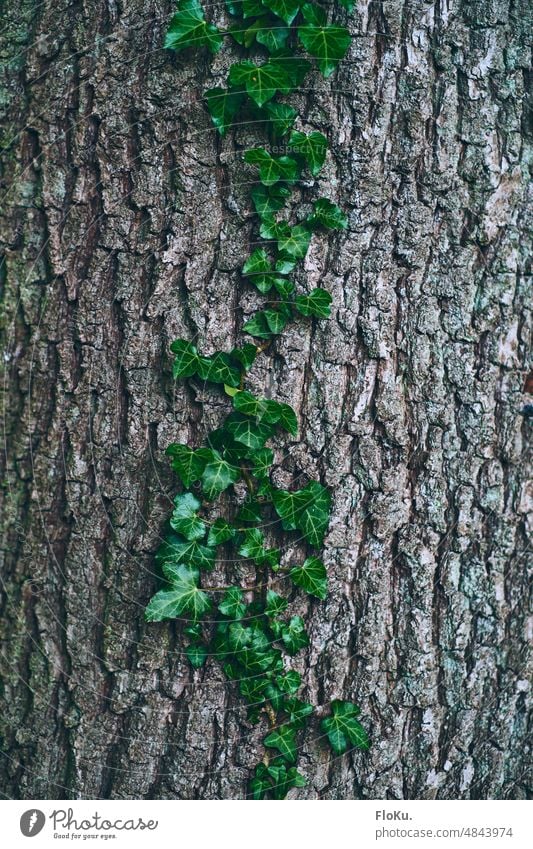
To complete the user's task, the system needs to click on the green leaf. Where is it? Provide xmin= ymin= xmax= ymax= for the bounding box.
xmin=162 ymin=539 xmax=216 ymax=572
xmin=196 ymin=351 xmax=242 ymax=387
xmin=264 ymin=724 xmax=297 ymax=763
xmin=283 ymin=697 xmax=314 ymax=727
xmin=201 ymin=449 xmax=240 ymax=499
xmin=229 ymin=59 xmax=291 ymax=107
xmin=288 ymin=130 xmax=328 ymax=176
xmin=265 ymin=589 xmax=288 ymax=617
xmin=294 ymin=288 xmax=332 ymax=318
xmin=264 ymin=306 xmax=292 ymax=334
xmin=298 ymin=18 xmax=351 ymax=77
xmin=275 ymin=256 xmax=297 ymax=274
xmin=260 ymin=216 xmax=290 ymax=241
xmin=248 ymin=447 xmax=274 ymax=479
xmin=241 ymin=0 xmax=265 ymax=16
xmin=236 ymin=498 xmax=263 ymax=523
xmin=309 ymin=197 xmax=348 ymax=230
xmin=280 ymin=615 xmax=309 ymax=654
xmin=339 ymin=0 xmax=355 ymax=10
xmin=277 ymin=223 xmax=312 ymax=259
xmin=269 ymin=53 xmax=312 ymax=89
xmin=230 ymin=343 xmax=258 ymax=371
xmin=204 ymin=87 xmax=243 ymax=135
xmin=226 ymin=417 xmax=274 ymax=450
xmin=228 ymin=622 xmax=253 ymax=651
xmin=170 ymin=492 xmax=206 ymax=541
xmin=262 ymin=0 xmax=301 ymax=24
xmin=186 ymin=643 xmax=208 ymax=668
xmin=218 ymin=587 xmax=247 ymax=619
xmin=170 ymin=338 xmax=199 ymax=378
xmin=263 ymin=102 xmax=298 ymax=137
xmin=166 ymin=444 xmax=206 ymax=488
xmin=238 ymin=529 xmax=279 ymax=567
xmin=244 ymin=148 xmax=299 ymax=186
xmin=243 ymin=312 xmax=272 ymax=339
xmin=238 ymin=527 xmax=266 ymax=560
xmin=145 ymin=565 xmax=211 ymax=621
xmin=272 ymin=480 xmax=331 ymax=546
xmin=207 ymin=518 xmax=237 ymax=546
xmin=165 ymin=0 xmax=223 ymax=54
xmin=184 ymin=623 xmax=203 ymax=640
xmin=275 ymin=402 xmax=298 ymax=435
xmin=255 ymin=17 xmax=290 ymax=53
xmin=290 ymin=556 xmax=327 ymax=599
xmin=276 ymin=669 xmax=301 ymax=694
xmin=321 ymin=700 xmax=370 ymax=754
xmin=251 ymin=184 xmax=291 ymax=218
xmin=273 ymin=277 xmax=295 ymax=299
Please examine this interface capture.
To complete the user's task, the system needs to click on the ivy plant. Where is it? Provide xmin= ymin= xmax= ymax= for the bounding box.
xmin=146 ymin=0 xmax=370 ymax=799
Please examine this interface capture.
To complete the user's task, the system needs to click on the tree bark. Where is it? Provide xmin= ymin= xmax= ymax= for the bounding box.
xmin=0 ymin=0 xmax=531 ymax=800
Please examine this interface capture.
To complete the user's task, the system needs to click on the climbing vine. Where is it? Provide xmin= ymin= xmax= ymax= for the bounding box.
xmin=145 ymin=0 xmax=370 ymax=798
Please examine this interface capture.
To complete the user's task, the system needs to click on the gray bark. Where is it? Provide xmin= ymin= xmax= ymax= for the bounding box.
xmin=0 ymin=0 xmax=531 ymax=800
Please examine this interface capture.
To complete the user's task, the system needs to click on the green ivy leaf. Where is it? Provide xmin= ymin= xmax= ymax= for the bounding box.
xmin=207 ymin=518 xmax=237 ymax=546
xmin=276 ymin=669 xmax=301 ymax=694
xmin=245 ymin=148 xmax=299 ymax=186
xmin=186 ymin=643 xmax=208 ymax=668
xmin=228 ymin=622 xmax=253 ymax=651
xmin=204 ymin=87 xmax=243 ymax=135
xmin=251 ymin=184 xmax=291 ymax=218
xmin=243 ymin=311 xmax=272 ymax=339
xmin=226 ymin=416 xmax=274 ymax=449
xmin=283 ymin=697 xmax=314 ymax=727
xmin=236 ymin=498 xmax=263 ymax=523
xmin=264 ymin=306 xmax=292 ymax=334
xmin=264 ymin=724 xmax=297 ymax=763
xmin=289 ymin=556 xmax=328 ymax=599
xmin=309 ymin=197 xmax=348 ymax=230
xmin=166 ymin=444 xmax=206 ymax=488
xmin=277 ymin=223 xmax=312 ymax=259
xmin=229 ymin=59 xmax=291 ymax=107
xmin=238 ymin=529 xmax=279 ymax=567
xmin=298 ymin=16 xmax=351 ymax=77
xmin=288 ymin=130 xmax=328 ymax=176
xmin=321 ymin=700 xmax=370 ymax=754
xmin=170 ymin=492 xmax=206 ymax=541
xmin=338 ymin=0 xmax=356 ymax=10
xmin=218 ymin=587 xmax=247 ymax=619
xmin=255 ymin=17 xmax=290 ymax=52
xmin=170 ymin=339 xmax=199 ymax=378
xmin=162 ymin=539 xmax=216 ymax=572
xmin=263 ymin=102 xmax=298 ymax=137
xmin=196 ymin=351 xmax=242 ymax=387
xmin=294 ymin=288 xmax=332 ymax=318
xmin=242 ymin=248 xmax=272 ymax=292
xmin=262 ymin=0 xmax=301 ymax=24
xmin=145 ymin=565 xmax=211 ymax=622
xmin=230 ymin=343 xmax=258 ymax=371
xmin=272 ymin=480 xmax=331 ymax=546
xmin=269 ymin=53 xmax=312 ymax=89
xmin=265 ymin=589 xmax=289 ymax=617
xmin=201 ymin=449 xmax=240 ymax=499
xmin=165 ymin=0 xmax=223 ymax=54
xmin=280 ymin=615 xmax=309 ymax=654
xmin=238 ymin=527 xmax=266 ymax=560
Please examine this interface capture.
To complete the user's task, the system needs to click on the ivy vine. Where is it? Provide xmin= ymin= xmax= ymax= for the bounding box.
xmin=146 ymin=0 xmax=370 ymax=799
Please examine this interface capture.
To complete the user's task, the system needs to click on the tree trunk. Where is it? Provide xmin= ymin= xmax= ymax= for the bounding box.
xmin=1 ymin=0 xmax=531 ymax=800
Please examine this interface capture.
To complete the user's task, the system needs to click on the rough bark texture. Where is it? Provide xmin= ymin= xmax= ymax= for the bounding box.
xmin=0 ymin=0 xmax=531 ymax=800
